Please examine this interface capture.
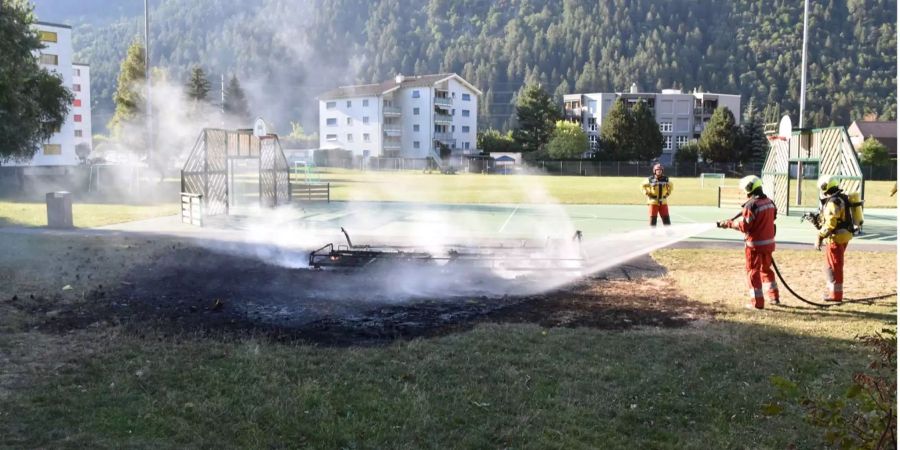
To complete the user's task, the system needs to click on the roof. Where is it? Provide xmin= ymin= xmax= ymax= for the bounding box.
xmin=319 ymin=73 xmax=482 ymax=100
xmin=850 ymin=121 xmax=897 ymax=139
xmin=35 ymin=21 xmax=72 ymax=29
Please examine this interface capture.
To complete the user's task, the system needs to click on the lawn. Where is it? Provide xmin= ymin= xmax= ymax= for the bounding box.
xmin=0 ymin=232 xmax=894 ymax=448
xmin=0 ymin=200 xmax=178 ymax=228
xmin=302 ymin=169 xmax=898 ymax=208
xmin=0 ymin=171 xmax=891 ymax=229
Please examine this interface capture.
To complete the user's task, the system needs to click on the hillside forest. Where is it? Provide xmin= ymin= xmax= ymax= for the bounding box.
xmin=34 ymin=0 xmax=897 ymax=135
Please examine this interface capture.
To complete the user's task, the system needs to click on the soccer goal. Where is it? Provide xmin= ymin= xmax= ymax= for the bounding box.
xmin=700 ymin=173 xmax=726 ymax=188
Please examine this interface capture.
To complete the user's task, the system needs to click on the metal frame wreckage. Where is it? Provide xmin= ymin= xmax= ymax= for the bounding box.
xmin=309 ymin=228 xmax=585 ymax=272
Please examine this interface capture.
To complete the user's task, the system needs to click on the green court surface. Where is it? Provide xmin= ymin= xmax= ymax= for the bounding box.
xmin=288 ymin=201 xmax=897 ymax=248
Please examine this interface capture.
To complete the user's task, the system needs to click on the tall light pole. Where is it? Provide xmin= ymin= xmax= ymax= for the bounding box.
xmin=799 ymin=0 xmax=809 ymax=128
xmin=144 ymin=0 xmax=153 ymax=168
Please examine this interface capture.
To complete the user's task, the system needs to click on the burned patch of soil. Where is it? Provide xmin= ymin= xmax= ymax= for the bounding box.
xmin=26 ymin=245 xmax=718 ymax=346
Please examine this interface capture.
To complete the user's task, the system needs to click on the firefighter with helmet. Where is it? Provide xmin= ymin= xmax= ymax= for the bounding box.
xmin=815 ymin=175 xmax=853 ymax=302
xmin=717 ymin=175 xmax=780 ymax=309
xmin=641 ymin=163 xmax=673 ymax=227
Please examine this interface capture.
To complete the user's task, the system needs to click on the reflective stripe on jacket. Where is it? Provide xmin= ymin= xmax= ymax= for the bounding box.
xmin=734 ymin=195 xmax=777 ymax=249
xmin=641 ymin=175 xmax=673 ymax=205
xmin=819 ymin=195 xmax=853 ymax=245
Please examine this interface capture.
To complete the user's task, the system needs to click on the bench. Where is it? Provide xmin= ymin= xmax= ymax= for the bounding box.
xmin=717 ymin=186 xmax=746 ymax=209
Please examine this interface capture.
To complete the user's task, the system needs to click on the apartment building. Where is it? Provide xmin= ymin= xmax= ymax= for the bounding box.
xmin=563 ymin=84 xmax=740 ymax=164
xmin=318 ymin=73 xmax=481 ymax=160
xmin=10 ymin=22 xmax=91 ymax=166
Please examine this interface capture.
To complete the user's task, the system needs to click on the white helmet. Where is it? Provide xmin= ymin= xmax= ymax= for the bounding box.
xmin=739 ymin=175 xmax=762 ymax=195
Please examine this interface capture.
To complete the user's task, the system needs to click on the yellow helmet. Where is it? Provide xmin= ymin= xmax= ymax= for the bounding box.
xmin=739 ymin=175 xmax=762 ymax=194
xmin=817 ymin=174 xmax=839 ymax=193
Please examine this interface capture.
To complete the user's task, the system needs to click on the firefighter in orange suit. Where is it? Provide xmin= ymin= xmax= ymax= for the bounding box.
xmin=717 ymin=175 xmax=779 ymax=309
xmin=815 ymin=175 xmax=853 ymax=302
xmin=641 ymin=163 xmax=672 ymax=226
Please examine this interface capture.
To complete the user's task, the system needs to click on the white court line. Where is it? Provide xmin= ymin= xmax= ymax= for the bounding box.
xmin=497 ymin=205 xmax=520 ymax=233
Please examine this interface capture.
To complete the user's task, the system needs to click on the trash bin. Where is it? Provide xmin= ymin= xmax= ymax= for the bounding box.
xmin=46 ymin=191 xmax=73 ymax=229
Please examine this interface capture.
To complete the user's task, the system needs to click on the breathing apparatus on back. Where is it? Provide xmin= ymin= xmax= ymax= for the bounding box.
xmin=811 ymin=174 xmax=864 ymax=234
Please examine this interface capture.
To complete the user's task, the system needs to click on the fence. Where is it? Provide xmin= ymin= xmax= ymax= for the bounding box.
xmin=291 ymin=182 xmax=330 ymax=202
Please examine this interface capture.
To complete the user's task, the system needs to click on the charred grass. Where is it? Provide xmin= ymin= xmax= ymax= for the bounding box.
xmin=0 ymin=233 xmax=896 ymax=449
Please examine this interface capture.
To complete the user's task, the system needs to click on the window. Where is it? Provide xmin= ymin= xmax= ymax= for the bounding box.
xmin=40 ymin=53 xmax=58 ymax=65
xmin=462 ymin=126 xmax=470 ymax=133
xmin=326 ymin=118 xmax=337 ymax=126
xmin=326 ymin=101 xmax=336 ymax=109
xmin=74 ymin=114 xmax=82 ymax=122
xmin=464 ymin=142 xmax=470 ymax=150
xmin=43 ymin=144 xmax=61 ymax=155
xmin=663 ymin=136 xmax=672 ymax=151
xmin=363 ymin=116 xmax=369 ymax=124
xmin=73 ymin=99 xmax=81 ymax=107
xmin=675 ymin=136 xmax=689 ymax=149
xmin=72 ymin=84 xmax=81 ymax=92
xmin=413 ymin=141 xmax=420 ymax=149
xmin=659 ymin=121 xmax=673 ymax=133
xmin=39 ymin=31 xmax=58 ymax=43
xmin=451 ymin=125 xmax=455 ymax=132
xmin=74 ymin=130 xmax=83 ymax=137
xmin=363 ymin=133 xmax=370 ymax=142
xmin=326 ymin=134 xmax=337 ymax=141
xmin=451 ymin=109 xmax=455 ymax=116
xmin=462 ymin=110 xmax=470 ymax=117
xmin=346 ymin=100 xmax=352 ymax=107
xmin=363 ymin=99 xmax=369 ymax=107
xmin=347 ymin=134 xmax=353 ymax=142
xmin=346 ymin=117 xmax=352 ymax=125
xmin=413 ymin=124 xmax=420 ymax=132
xmin=462 ymin=93 xmax=471 ymax=101
xmin=413 ymin=107 xmax=420 ymax=115
xmin=412 ymin=90 xmax=420 ymax=98
xmin=74 ymin=68 xmax=81 ymax=76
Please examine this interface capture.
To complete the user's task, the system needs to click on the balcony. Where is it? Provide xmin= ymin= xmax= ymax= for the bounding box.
xmin=434 ymin=113 xmax=452 ymax=124
xmin=564 ymin=108 xmax=583 ymax=118
xmin=693 ymin=107 xmax=715 ymax=116
xmin=383 ymin=123 xmax=402 ymax=136
xmin=383 ymin=139 xmax=401 ymax=150
xmin=434 ymin=132 xmax=454 ymax=143
xmin=434 ymin=96 xmax=453 ymax=107
xmin=383 ymin=105 xmax=401 ymax=116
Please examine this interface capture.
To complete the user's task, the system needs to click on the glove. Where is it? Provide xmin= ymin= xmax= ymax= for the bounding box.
xmin=814 ymin=235 xmax=823 ymax=251
xmin=716 ymin=220 xmax=732 ymax=229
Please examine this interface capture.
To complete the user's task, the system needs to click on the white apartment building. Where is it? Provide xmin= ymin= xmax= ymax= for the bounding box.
xmin=10 ymin=22 xmax=91 ymax=166
xmin=318 ymin=73 xmax=481 ymax=160
xmin=564 ymin=84 xmax=740 ymax=164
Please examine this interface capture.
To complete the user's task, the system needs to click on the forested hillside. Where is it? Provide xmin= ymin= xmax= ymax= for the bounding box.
xmin=35 ymin=0 xmax=896 ymax=134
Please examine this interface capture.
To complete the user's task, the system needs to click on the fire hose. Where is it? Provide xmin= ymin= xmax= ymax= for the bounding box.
xmin=717 ymin=213 xmax=897 ymax=308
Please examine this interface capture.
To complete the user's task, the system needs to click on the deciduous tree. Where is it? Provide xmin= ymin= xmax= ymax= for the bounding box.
xmin=0 ymin=0 xmax=73 ymax=162
xmin=547 ymin=120 xmax=589 ymax=158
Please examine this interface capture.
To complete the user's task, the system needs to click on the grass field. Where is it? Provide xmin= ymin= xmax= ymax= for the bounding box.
xmin=302 ymin=169 xmax=898 ymax=208
xmin=0 ymin=172 xmax=893 ymax=228
xmin=0 ymin=232 xmax=895 ymax=448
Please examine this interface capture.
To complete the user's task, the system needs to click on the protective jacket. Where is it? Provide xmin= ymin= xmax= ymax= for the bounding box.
xmin=730 ymin=194 xmax=777 ymax=249
xmin=641 ymin=175 xmax=672 ymax=205
xmin=818 ymin=194 xmax=853 ymax=245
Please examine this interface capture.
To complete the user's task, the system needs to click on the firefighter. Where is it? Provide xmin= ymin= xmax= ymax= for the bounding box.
xmin=641 ymin=163 xmax=672 ymax=227
xmin=815 ymin=175 xmax=853 ymax=302
xmin=716 ymin=175 xmax=779 ymax=309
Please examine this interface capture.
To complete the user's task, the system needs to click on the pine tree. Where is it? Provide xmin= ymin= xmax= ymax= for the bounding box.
xmin=599 ymin=99 xmax=634 ymax=160
xmin=224 ymin=74 xmax=250 ymax=126
xmin=108 ymin=40 xmax=146 ymax=138
xmin=186 ymin=66 xmax=211 ymax=102
xmin=0 ymin=0 xmax=73 ymax=162
xmin=698 ymin=106 xmax=738 ymax=163
xmin=632 ymin=100 xmax=664 ymax=161
xmin=512 ymin=84 xmax=560 ymax=154
xmin=738 ymin=100 xmax=767 ymax=163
